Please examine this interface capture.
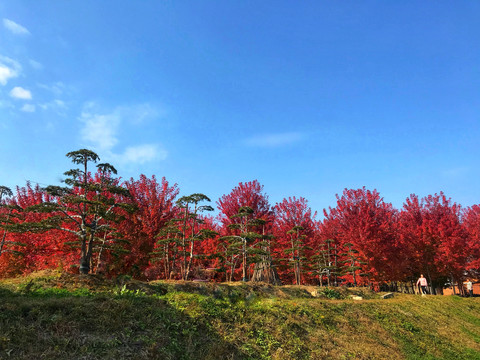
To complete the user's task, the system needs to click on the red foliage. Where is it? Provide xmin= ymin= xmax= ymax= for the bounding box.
xmin=423 ymin=194 xmax=467 ymax=282
xmin=0 ymin=183 xmax=77 ymax=277
xmin=322 ymin=188 xmax=398 ymax=283
xmin=118 ymin=175 xmax=179 ymax=278
xmin=1 ymin=168 xmax=479 ymax=287
xmin=273 ymin=197 xmax=318 ymax=284
xmin=217 ymin=180 xmax=273 ymax=231
xmin=398 ymin=193 xmax=468 ymax=287
xmin=464 ymin=205 xmax=480 ymax=272
xmin=216 ymin=180 xmax=274 ymax=280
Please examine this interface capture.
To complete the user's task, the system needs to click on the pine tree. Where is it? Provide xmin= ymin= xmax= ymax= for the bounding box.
xmin=283 ymin=226 xmax=310 ymax=285
xmin=154 ymin=193 xmax=215 ymax=280
xmin=16 ymin=149 xmax=134 ymax=274
xmin=312 ymin=238 xmax=339 ymax=286
xmin=341 ymin=243 xmax=367 ymax=286
xmin=251 ymin=219 xmax=281 ymax=285
xmin=220 ymin=206 xmax=266 ymax=282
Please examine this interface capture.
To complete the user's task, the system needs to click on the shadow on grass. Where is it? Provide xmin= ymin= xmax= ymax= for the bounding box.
xmin=0 ymin=285 xmax=246 ymax=360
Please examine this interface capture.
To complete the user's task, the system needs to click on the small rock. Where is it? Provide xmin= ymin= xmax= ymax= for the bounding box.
xmin=351 ymin=295 xmax=363 ymax=301
xmin=381 ymin=292 xmax=394 ymax=299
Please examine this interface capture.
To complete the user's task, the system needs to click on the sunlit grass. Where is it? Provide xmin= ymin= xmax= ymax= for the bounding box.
xmin=1 ymin=272 xmax=480 ymax=359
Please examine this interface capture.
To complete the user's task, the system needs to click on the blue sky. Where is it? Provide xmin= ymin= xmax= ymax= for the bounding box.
xmin=1 ymin=1 xmax=479 ymax=215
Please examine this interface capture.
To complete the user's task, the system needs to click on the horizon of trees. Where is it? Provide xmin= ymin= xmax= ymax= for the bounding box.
xmin=1 ymin=149 xmax=479 ymax=295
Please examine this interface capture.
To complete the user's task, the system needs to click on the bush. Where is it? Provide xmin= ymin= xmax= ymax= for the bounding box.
xmin=321 ymin=287 xmax=342 ymax=299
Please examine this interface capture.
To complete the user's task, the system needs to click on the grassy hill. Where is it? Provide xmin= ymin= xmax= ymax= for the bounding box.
xmin=1 ymin=271 xmax=480 ymax=360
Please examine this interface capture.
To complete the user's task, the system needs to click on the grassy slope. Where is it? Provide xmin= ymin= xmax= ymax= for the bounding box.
xmin=1 ymin=271 xmax=480 ymax=360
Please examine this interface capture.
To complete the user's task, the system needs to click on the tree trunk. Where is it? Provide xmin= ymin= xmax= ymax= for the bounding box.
xmin=80 ymin=232 xmax=95 ymax=275
xmin=251 ymin=255 xmax=281 ymax=285
xmin=164 ymin=244 xmax=170 ymax=280
xmin=427 ymin=269 xmax=435 ymax=295
xmin=334 ymin=244 xmax=338 ymax=287
xmin=229 ymin=254 xmax=236 ymax=282
xmin=185 ymin=239 xmax=194 ymax=280
xmin=181 ymin=206 xmax=189 ymax=280
xmin=79 ymin=230 xmax=90 ymax=274
xmin=242 ymin=238 xmax=247 ymax=282
xmin=352 ymin=260 xmax=357 ymax=286
xmin=95 ymin=232 xmax=109 ymax=275
xmin=169 ymin=244 xmax=178 ymax=279
xmin=295 ymin=257 xmax=301 ymax=285
xmin=326 ymin=241 xmax=331 ymax=287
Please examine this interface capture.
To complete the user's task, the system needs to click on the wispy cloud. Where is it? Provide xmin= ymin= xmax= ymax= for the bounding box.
xmin=115 ymin=144 xmax=167 ymax=165
xmin=38 ymin=99 xmax=68 ymax=115
xmin=38 ymin=82 xmax=65 ymax=96
xmin=441 ymin=167 xmax=469 ymax=179
xmin=21 ymin=104 xmax=35 ymax=112
xmin=0 ymin=99 xmax=13 ymax=110
xmin=244 ymin=132 xmax=304 ymax=147
xmin=3 ymin=19 xmax=30 ymax=35
xmin=115 ymin=103 xmax=162 ymax=124
xmin=78 ymin=103 xmax=167 ymax=165
xmin=0 ymin=56 xmax=21 ymax=86
xmin=10 ymin=86 xmax=32 ymax=100
xmin=29 ymin=59 xmax=43 ymax=70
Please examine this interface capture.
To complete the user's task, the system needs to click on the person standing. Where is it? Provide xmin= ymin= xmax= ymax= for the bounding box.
xmin=466 ymin=280 xmax=474 ymax=297
xmin=416 ymin=274 xmax=428 ymax=295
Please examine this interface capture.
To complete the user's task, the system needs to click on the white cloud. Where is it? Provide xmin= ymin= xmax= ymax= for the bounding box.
xmin=244 ymin=132 xmax=304 ymax=147
xmin=10 ymin=86 xmax=32 ymax=100
xmin=78 ymin=103 xmax=167 ymax=165
xmin=119 ymin=144 xmax=167 ymax=164
xmin=21 ymin=104 xmax=35 ymax=112
xmin=0 ymin=56 xmax=21 ymax=85
xmin=0 ymin=66 xmax=15 ymax=85
xmin=79 ymin=110 xmax=120 ymax=152
xmin=3 ymin=18 xmax=30 ymax=35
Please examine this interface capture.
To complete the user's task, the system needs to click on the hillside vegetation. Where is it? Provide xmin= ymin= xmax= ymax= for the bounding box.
xmin=1 ymin=271 xmax=480 ymax=360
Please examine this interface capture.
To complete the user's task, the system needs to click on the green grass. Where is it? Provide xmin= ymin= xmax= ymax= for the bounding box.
xmin=1 ymin=271 xmax=480 ymax=359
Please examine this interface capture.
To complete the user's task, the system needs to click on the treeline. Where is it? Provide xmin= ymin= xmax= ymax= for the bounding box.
xmin=1 ymin=149 xmax=479 ymax=293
